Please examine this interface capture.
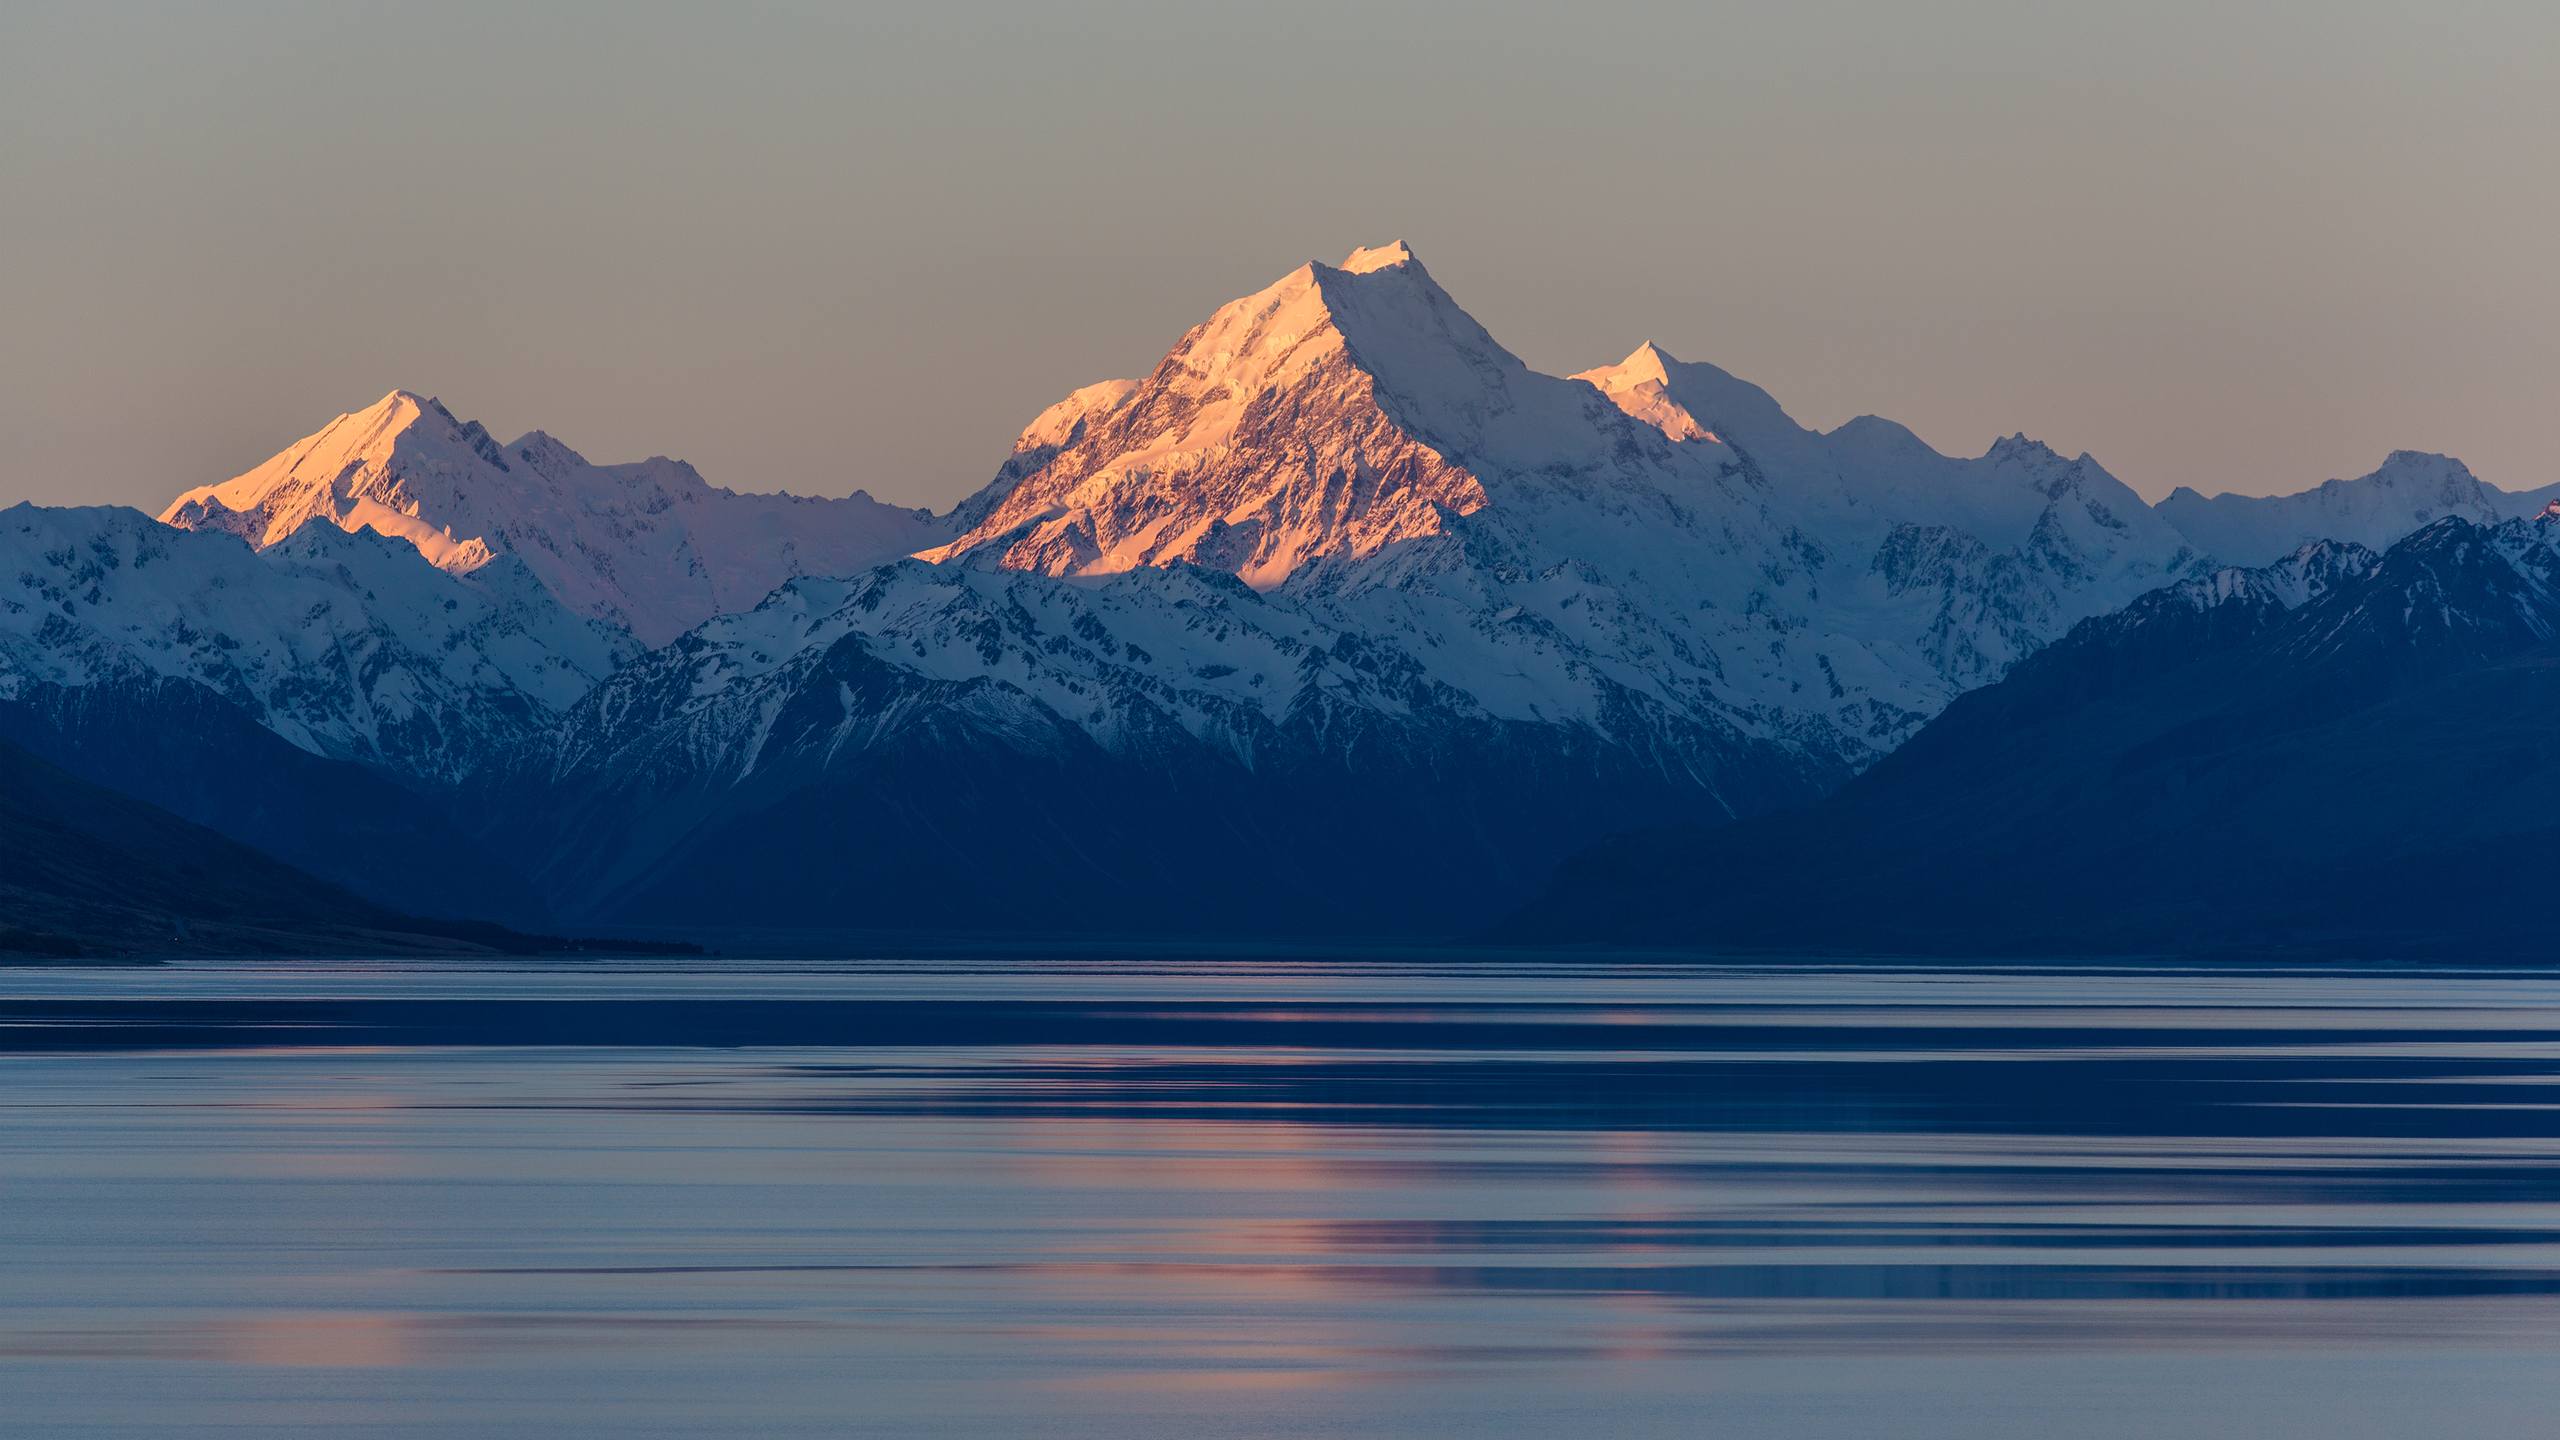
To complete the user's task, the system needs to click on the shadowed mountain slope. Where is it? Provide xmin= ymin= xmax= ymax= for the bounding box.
xmin=1509 ymin=519 xmax=2560 ymax=957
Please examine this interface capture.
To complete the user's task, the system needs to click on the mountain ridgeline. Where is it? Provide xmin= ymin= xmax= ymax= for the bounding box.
xmin=8 ymin=242 xmax=2552 ymax=953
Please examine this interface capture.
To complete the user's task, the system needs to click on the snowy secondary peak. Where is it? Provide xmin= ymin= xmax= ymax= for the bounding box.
xmin=2379 ymin=448 xmax=2478 ymax=478
xmin=1572 ymin=343 xmax=1718 ymax=443
xmin=161 ymin=388 xmax=508 ymax=570
xmin=1623 ymin=339 xmax=1677 ymax=372
xmin=2153 ymin=449 xmax=2535 ymax=566
xmin=503 ymin=428 xmax=596 ymax=480
xmin=1574 ymin=343 xmax=1816 ymax=461
xmin=161 ymin=390 xmax=953 ymax=645
xmin=1580 ymin=340 xmax=1679 ymax=385
xmin=1983 ymin=432 xmax=2064 ymax=464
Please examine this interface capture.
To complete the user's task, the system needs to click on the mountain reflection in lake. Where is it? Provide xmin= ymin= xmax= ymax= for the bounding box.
xmin=5 ymin=959 xmax=2560 ymax=1438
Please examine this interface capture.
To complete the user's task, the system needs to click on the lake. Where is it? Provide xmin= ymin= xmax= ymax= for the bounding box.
xmin=4 ymin=957 xmax=2559 ymax=1437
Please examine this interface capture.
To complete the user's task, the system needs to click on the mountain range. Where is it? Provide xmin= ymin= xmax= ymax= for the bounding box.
xmin=8 ymin=241 xmax=2554 ymax=953
xmin=1510 ymin=514 xmax=2560 ymax=956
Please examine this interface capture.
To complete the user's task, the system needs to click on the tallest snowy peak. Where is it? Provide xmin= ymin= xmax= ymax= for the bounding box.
xmin=930 ymin=241 xmax=1620 ymax=585
xmin=1338 ymin=239 xmax=1420 ymax=275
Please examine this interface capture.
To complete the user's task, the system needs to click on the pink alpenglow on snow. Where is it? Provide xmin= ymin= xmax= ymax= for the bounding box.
xmin=161 ymin=390 xmax=950 ymax=645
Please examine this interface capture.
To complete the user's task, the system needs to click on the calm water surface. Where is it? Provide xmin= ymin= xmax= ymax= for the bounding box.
xmin=5 ymin=958 xmax=2560 ymax=1437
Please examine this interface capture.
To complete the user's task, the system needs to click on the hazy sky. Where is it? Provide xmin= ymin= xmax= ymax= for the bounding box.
xmin=4 ymin=1 xmax=2555 ymax=512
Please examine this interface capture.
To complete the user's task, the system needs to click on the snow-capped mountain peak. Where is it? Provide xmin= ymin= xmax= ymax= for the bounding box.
xmin=923 ymin=241 xmax=1611 ymax=588
xmin=1339 ymin=239 xmax=1420 ymax=274
xmin=161 ymin=391 xmax=952 ymax=645
xmin=1573 ymin=343 xmax=1718 ymax=443
xmin=503 ymin=428 xmax=596 ymax=481
xmin=1574 ymin=343 xmax=1806 ymax=458
xmin=162 ymin=389 xmax=504 ymax=570
xmin=2154 ymin=450 xmax=2530 ymax=566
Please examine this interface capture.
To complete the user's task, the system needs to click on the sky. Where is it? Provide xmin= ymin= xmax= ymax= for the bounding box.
xmin=3 ymin=0 xmax=2555 ymax=512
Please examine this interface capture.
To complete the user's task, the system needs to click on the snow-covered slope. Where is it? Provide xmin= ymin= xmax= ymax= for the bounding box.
xmin=493 ymin=557 xmax=1827 ymax=931
xmin=161 ymin=391 xmax=951 ymax=645
xmin=534 ymin=556 xmax=1817 ymax=795
xmin=2155 ymin=451 xmax=2557 ymax=566
xmin=0 ymin=504 xmax=632 ymax=783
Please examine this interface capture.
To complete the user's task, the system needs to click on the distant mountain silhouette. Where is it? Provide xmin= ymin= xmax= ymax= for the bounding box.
xmin=0 ymin=734 xmax=571 ymax=957
xmin=0 ymin=677 xmax=549 ymax=927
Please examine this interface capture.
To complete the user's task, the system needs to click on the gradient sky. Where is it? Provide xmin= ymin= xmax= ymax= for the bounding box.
xmin=4 ymin=1 xmax=2555 ymax=512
